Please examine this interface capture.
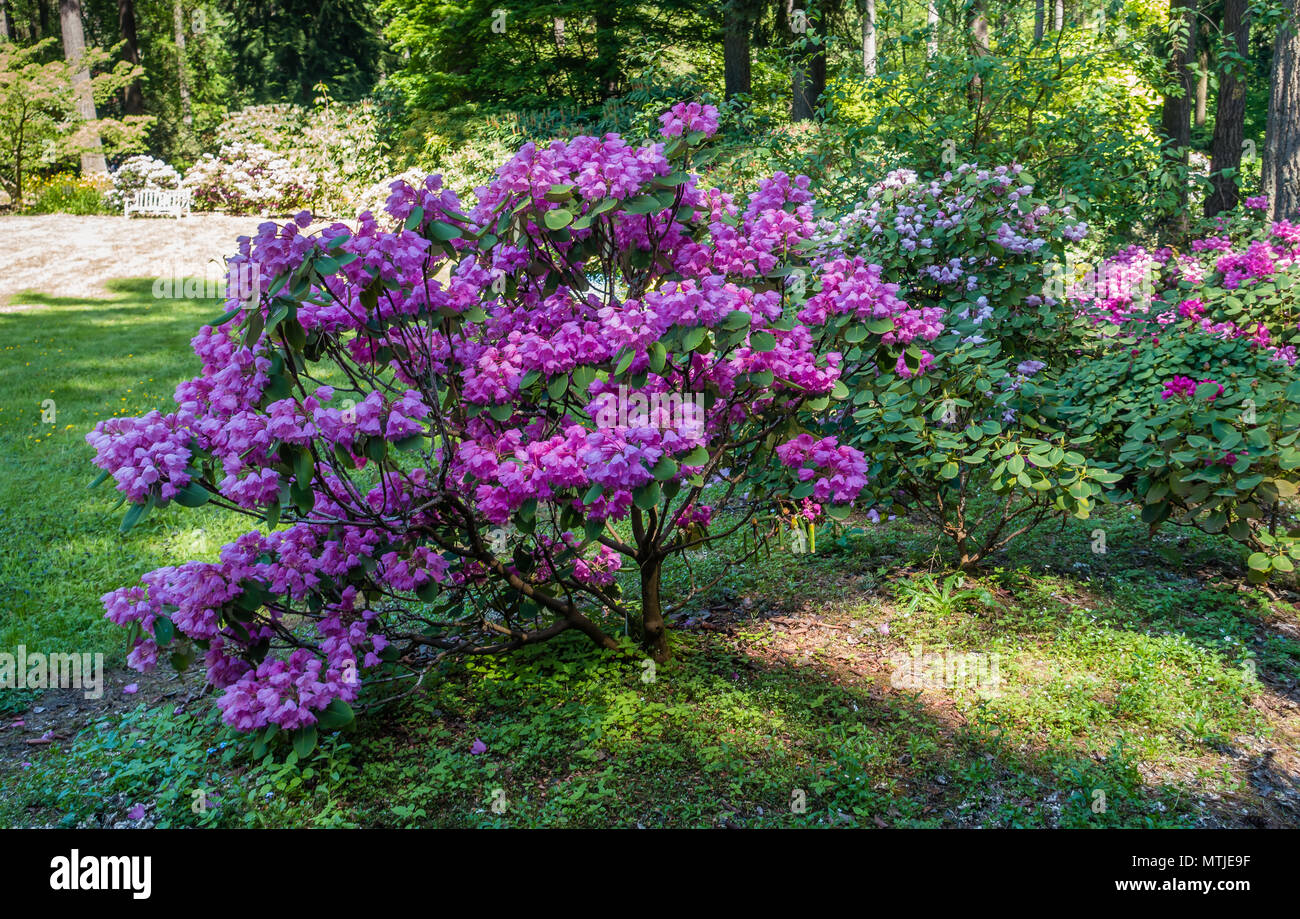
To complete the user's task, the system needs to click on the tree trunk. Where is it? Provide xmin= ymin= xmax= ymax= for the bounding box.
xmin=1195 ymin=44 xmax=1208 ymax=127
xmin=788 ymin=0 xmax=825 ymax=121
xmin=1264 ymin=0 xmax=1300 ymax=219
xmin=38 ymin=0 xmax=50 ymax=39
xmin=639 ymin=556 xmax=668 ymax=662
xmin=1159 ymin=0 xmax=1197 ymax=238
xmin=172 ymin=0 xmax=192 ymax=128
xmin=59 ymin=0 xmax=107 ymax=176
xmin=1205 ymin=0 xmax=1250 ymax=216
xmin=11 ymin=0 xmax=29 ymax=41
xmin=862 ymin=0 xmax=877 ymax=75
xmin=0 ymin=0 xmax=11 ymax=42
xmin=595 ymin=10 xmax=620 ymax=99
xmin=723 ymin=0 xmax=752 ymax=99
xmin=927 ymin=0 xmax=939 ymax=59
xmin=968 ymin=0 xmax=990 ymax=111
xmin=1034 ymin=0 xmax=1044 ymax=42
xmin=1053 ymin=0 xmax=1063 ymax=30
xmin=553 ymin=17 xmax=564 ymax=50
xmin=117 ymin=0 xmax=144 ymax=115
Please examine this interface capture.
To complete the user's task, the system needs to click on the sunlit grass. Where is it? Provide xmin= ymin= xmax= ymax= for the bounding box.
xmin=0 ymin=280 xmax=248 ymax=660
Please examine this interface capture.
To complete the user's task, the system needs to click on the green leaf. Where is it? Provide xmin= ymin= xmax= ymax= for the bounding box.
xmin=316 ymin=699 xmax=355 ymax=731
xmin=750 ymin=331 xmax=777 ymax=352
xmin=174 ymin=482 xmax=214 ymax=508
xmin=681 ymin=446 xmax=709 ymax=467
xmin=291 ymin=725 xmax=318 ymax=758
xmin=153 ymin=616 xmax=175 ymax=646
xmin=120 ymin=494 xmax=155 ymax=533
xmin=633 ymin=482 xmax=662 ymax=510
xmin=544 ymin=208 xmax=573 ymax=230
xmin=652 ymin=456 xmax=680 ymax=481
xmin=623 ymin=195 xmax=660 ymax=216
xmin=208 ymin=305 xmax=244 ymax=327
xmin=428 ymin=220 xmax=462 ymax=241
xmin=404 ymin=206 xmax=425 ymax=231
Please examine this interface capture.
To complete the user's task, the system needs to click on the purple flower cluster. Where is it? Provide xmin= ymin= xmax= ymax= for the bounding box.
xmin=90 ymin=107 xmax=898 ymax=733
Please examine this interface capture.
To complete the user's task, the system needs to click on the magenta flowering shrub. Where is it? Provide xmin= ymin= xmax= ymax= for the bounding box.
xmin=1072 ymin=204 xmax=1300 ymax=367
xmin=805 ymin=164 xmax=1112 ymax=568
xmin=85 ymin=104 xmax=926 ymax=748
xmin=1065 ymin=202 xmax=1300 ymax=578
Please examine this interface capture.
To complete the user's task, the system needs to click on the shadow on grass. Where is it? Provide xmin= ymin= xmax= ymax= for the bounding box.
xmin=330 ymin=626 xmax=1280 ymax=829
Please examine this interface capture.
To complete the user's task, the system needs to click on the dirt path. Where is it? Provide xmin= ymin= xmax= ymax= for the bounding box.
xmin=0 ymin=214 xmax=283 ymax=310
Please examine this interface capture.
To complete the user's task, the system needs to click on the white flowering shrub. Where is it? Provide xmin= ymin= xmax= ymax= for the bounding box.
xmin=107 ymin=155 xmax=182 ymax=209
xmin=204 ymin=98 xmax=390 ymax=217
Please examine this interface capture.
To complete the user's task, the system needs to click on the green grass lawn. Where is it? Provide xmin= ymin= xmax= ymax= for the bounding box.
xmin=2 ymin=283 xmax=1298 ymax=828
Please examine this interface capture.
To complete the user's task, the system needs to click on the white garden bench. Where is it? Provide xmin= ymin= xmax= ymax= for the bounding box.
xmin=124 ymin=188 xmax=192 ymax=219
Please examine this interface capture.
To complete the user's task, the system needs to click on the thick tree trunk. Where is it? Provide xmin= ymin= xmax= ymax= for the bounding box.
xmin=1264 ymin=0 xmax=1300 ymax=219
xmin=117 ymin=0 xmax=144 ymax=115
xmin=1159 ymin=0 xmax=1197 ymax=238
xmin=1034 ymin=0 xmax=1044 ymax=42
xmin=723 ymin=0 xmax=752 ymax=99
xmin=639 ymin=556 xmax=668 ymax=662
xmin=862 ymin=0 xmax=877 ymax=75
xmin=59 ymin=0 xmax=107 ymax=175
xmin=1 ymin=1 xmax=11 ymax=42
xmin=1195 ymin=43 xmax=1208 ymax=127
xmin=553 ymin=17 xmax=564 ymax=50
xmin=1205 ymin=0 xmax=1250 ymax=216
xmin=172 ymin=0 xmax=192 ymax=128
xmin=1053 ymin=0 xmax=1063 ymax=30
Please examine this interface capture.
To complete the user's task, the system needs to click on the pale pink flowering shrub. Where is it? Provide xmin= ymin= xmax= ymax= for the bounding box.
xmin=183 ymin=142 xmax=318 ymax=215
xmin=809 ymin=163 xmax=1106 ymax=569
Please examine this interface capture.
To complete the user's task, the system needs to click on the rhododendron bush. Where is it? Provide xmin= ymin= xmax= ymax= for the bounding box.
xmin=183 ymin=142 xmax=318 ymax=216
xmin=1066 ymin=203 xmax=1300 ymax=579
xmin=106 ymin=155 xmax=181 ymax=210
xmin=84 ymin=105 xmax=936 ymax=748
xmin=808 ymin=165 xmax=1114 ymax=568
